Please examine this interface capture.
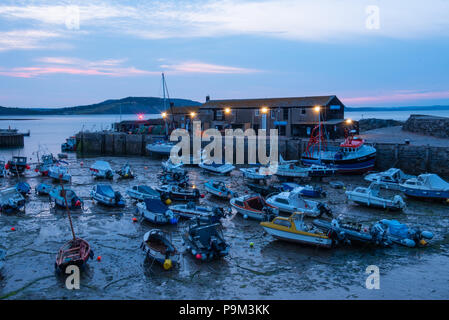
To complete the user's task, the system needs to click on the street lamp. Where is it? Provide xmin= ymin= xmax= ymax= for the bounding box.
xmin=190 ymin=112 xmax=196 ymax=118
xmin=162 ymin=112 xmax=168 ymax=136
xmin=161 ymin=112 xmax=167 ymax=119
xmin=346 ymin=118 xmax=353 ymax=125
xmin=260 ymin=106 xmax=269 ymax=130
xmin=314 ymin=105 xmax=322 ymax=163
xmin=224 ymin=107 xmax=231 ymax=114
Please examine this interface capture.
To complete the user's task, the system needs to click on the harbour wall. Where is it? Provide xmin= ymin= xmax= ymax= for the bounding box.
xmin=403 ymin=114 xmax=449 ymax=138
xmin=75 ymin=132 xmax=449 ymax=176
xmin=0 ymin=133 xmax=24 ymax=147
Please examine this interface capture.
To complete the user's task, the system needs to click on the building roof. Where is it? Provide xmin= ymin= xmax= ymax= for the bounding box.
xmin=201 ymin=95 xmax=338 ymax=109
xmin=164 ymin=105 xmax=200 ymax=115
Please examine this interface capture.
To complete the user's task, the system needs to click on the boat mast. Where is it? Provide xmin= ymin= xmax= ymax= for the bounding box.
xmin=60 ymin=179 xmax=76 ymax=240
xmin=162 ymin=73 xmax=175 ymax=127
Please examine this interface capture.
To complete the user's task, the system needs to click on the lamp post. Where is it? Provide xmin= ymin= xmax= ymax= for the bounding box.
xmin=261 ymin=106 xmax=268 ymax=130
xmin=314 ymin=106 xmax=321 ymax=162
xmin=162 ymin=112 xmax=168 ymax=136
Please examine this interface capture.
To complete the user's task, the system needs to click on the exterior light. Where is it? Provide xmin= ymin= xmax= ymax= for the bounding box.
xmin=138 ymin=114 xmax=144 ymax=120
xmin=190 ymin=112 xmax=196 ymax=118
xmin=314 ymin=106 xmax=321 ymax=113
xmin=261 ymin=107 xmax=269 ymax=114
xmin=161 ymin=112 xmax=167 ymax=119
xmin=224 ymin=107 xmax=231 ymax=114
xmin=346 ymin=118 xmax=353 ymax=124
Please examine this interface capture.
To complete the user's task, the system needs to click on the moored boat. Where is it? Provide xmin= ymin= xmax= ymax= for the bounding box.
xmin=302 ymin=127 xmax=376 ymax=174
xmin=274 ymin=163 xmax=309 ymax=178
xmin=91 ymin=184 xmax=125 ymax=207
xmin=50 ymin=186 xmax=83 ymax=209
xmin=230 ymin=194 xmax=278 ymax=221
xmin=199 ymin=161 xmax=235 ymax=175
xmin=281 ymin=183 xmax=326 ymax=198
xmin=116 ymin=162 xmax=135 ymax=179
xmin=137 ymin=198 xmax=178 ymax=225
xmin=48 ymin=165 xmax=72 ymax=183
xmin=183 ymin=219 xmax=229 ymax=261
xmin=146 ymin=140 xmax=176 ymax=156
xmin=126 ymin=185 xmax=160 ymax=201
xmin=245 ymin=181 xmax=283 ymax=197
xmin=55 ymin=238 xmax=93 ymax=272
xmin=35 ymin=154 xmax=56 ymax=175
xmin=61 ymin=136 xmax=77 ymax=152
xmin=266 ymin=188 xmax=332 ymax=217
xmin=0 ymin=187 xmax=26 ymax=214
xmin=170 ymin=202 xmax=227 ymax=223
xmin=156 ymin=184 xmax=201 ymax=202
xmin=400 ymin=174 xmax=449 ymax=202
xmin=204 ymin=180 xmax=236 ymax=199
xmin=162 ymin=158 xmax=185 ymax=174
xmin=240 ymin=167 xmax=272 ymax=180
xmin=376 ymin=219 xmax=434 ymax=247
xmin=140 ymin=229 xmax=178 ymax=270
xmin=6 ymin=156 xmax=30 ymax=176
xmin=365 ymin=168 xmax=415 ymax=190
xmin=307 ymin=164 xmax=337 ymax=177
xmin=36 ymin=183 xmax=52 ymax=195
xmin=346 ymin=182 xmax=406 ymax=211
xmin=15 ymin=182 xmax=31 ymax=195
xmin=260 ymin=212 xmax=332 ymax=248
xmin=90 ymin=161 xmax=114 ymax=179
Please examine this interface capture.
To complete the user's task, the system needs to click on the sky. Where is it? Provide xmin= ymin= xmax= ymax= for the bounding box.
xmin=0 ymin=0 xmax=449 ymax=108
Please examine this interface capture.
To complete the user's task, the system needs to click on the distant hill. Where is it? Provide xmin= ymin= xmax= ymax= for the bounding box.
xmin=345 ymin=105 xmax=449 ymax=111
xmin=0 ymin=97 xmax=201 ymax=115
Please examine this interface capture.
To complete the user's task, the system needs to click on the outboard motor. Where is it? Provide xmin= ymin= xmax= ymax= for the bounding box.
xmin=317 ymin=202 xmax=333 ymax=218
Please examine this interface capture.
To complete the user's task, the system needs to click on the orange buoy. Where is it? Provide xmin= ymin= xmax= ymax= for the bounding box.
xmin=11 ymin=227 xmax=16 ymax=231
xmin=195 ymin=253 xmax=202 ymax=260
xmin=97 ymin=256 xmax=102 ymax=261
xmin=132 ymin=217 xmax=138 ymax=222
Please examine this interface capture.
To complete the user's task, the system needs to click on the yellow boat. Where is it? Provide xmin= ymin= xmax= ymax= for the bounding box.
xmin=260 ymin=212 xmax=332 ymax=248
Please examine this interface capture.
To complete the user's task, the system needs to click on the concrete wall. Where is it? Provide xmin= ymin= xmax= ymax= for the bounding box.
xmin=76 ymin=132 xmax=449 ymax=176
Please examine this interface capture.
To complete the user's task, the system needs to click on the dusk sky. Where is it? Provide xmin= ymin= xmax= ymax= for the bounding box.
xmin=1 ymin=0 xmax=449 ymax=108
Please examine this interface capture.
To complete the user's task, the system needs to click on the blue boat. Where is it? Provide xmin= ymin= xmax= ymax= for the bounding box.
xmin=36 ymin=154 xmax=56 ymax=176
xmin=61 ymin=136 xmax=77 ymax=152
xmin=204 ymin=180 xmax=236 ymax=199
xmin=15 ymin=182 xmax=31 ymax=195
xmin=400 ymin=174 xmax=449 ymax=202
xmin=0 ymin=187 xmax=26 ymax=214
xmin=126 ymin=185 xmax=160 ymax=201
xmin=91 ymin=184 xmax=125 ymax=207
xmin=48 ymin=165 xmax=71 ymax=183
xmin=376 ymin=219 xmax=434 ymax=247
xmin=50 ymin=186 xmax=83 ymax=209
xmin=137 ymin=198 xmax=178 ymax=225
xmin=35 ymin=183 xmax=52 ymax=195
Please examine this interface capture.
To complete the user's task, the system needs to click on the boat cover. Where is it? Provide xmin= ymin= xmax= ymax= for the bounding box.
xmin=138 ymin=185 xmax=158 ymax=194
xmin=91 ymin=161 xmax=112 ymax=170
xmin=144 ymin=198 xmax=168 ymax=213
xmin=96 ymin=184 xmax=115 ymax=197
xmin=418 ymin=174 xmax=449 ymax=190
xmin=382 ymin=220 xmax=408 ymax=238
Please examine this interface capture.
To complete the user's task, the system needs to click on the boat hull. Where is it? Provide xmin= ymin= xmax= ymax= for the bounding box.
xmin=402 ymin=188 xmax=449 ymax=201
xmin=302 ymin=152 xmax=376 ymax=174
xmin=261 ymin=225 xmax=332 ymax=248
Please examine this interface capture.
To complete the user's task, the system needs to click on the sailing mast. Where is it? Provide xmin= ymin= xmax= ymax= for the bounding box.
xmin=60 ymin=179 xmax=76 ymax=240
xmin=162 ymin=73 xmax=175 ymax=129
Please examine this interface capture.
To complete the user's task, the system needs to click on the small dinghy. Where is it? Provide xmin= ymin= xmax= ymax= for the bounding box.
xmin=6 ymin=156 xmax=30 ymax=176
xmin=48 ymin=165 xmax=71 ymax=183
xmin=140 ymin=229 xmax=178 ymax=270
xmin=307 ymin=164 xmax=336 ymax=177
xmin=91 ymin=184 xmax=125 ymax=207
xmin=36 ymin=154 xmax=56 ymax=175
xmin=170 ymin=202 xmax=227 ymax=223
xmin=162 ymin=158 xmax=185 ymax=174
xmin=183 ymin=219 xmax=229 ymax=261
xmin=346 ymin=182 xmax=405 ymax=211
xmin=312 ymin=216 xmax=391 ymax=247
xmin=204 ymin=180 xmax=236 ymax=199
xmin=365 ymin=168 xmax=415 ymax=190
xmin=126 ymin=185 xmax=160 ymax=201
xmin=261 ymin=212 xmax=333 ymax=248
xmin=50 ymin=186 xmax=83 ymax=209
xmin=61 ymin=136 xmax=77 ymax=152
xmin=266 ymin=188 xmax=332 ymax=217
xmin=275 ymin=163 xmax=309 ymax=179
xmin=15 ymin=182 xmax=31 ymax=195
xmin=137 ymin=198 xmax=178 ymax=225
xmin=159 ymin=171 xmax=189 ymax=185
xmin=400 ymin=174 xmax=449 ymax=202
xmin=156 ymin=185 xmax=201 ymax=202
xmin=90 ymin=160 xmax=114 ymax=179
xmin=281 ymin=183 xmax=326 ymax=198
xmin=240 ymin=167 xmax=272 ymax=180
xmin=116 ymin=162 xmax=135 ymax=179
xmin=36 ymin=183 xmax=52 ymax=195
xmin=0 ymin=187 xmax=25 ymax=214
xmin=199 ymin=161 xmax=235 ymax=175
xmin=55 ymin=238 xmax=94 ymax=272
xmin=146 ymin=140 xmax=176 ymax=156
xmin=376 ymin=219 xmax=434 ymax=247
xmin=55 ymin=183 xmax=93 ymax=273
xmin=230 ymin=194 xmax=279 ymax=221
xmin=0 ymin=161 xmax=6 ymax=177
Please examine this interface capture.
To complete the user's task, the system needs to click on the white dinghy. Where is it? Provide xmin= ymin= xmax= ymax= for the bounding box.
xmin=346 ymin=182 xmax=405 ymax=211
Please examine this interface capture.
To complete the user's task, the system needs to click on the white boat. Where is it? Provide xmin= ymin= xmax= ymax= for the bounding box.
xmin=48 ymin=165 xmax=72 ymax=183
xmin=199 ymin=162 xmax=235 ymax=175
xmin=137 ymin=198 xmax=178 ymax=225
xmin=346 ymin=182 xmax=405 ymax=211
xmin=162 ymin=158 xmax=185 ymax=174
xmin=400 ymin=174 xmax=449 ymax=201
xmin=169 ymin=202 xmax=226 ymax=222
xmin=260 ymin=212 xmax=332 ymax=248
xmin=90 ymin=161 xmax=114 ymax=179
xmin=204 ymin=180 xmax=236 ymax=199
xmin=0 ymin=187 xmax=26 ymax=213
xmin=307 ymin=164 xmax=336 ymax=177
xmin=240 ymin=167 xmax=273 ymax=180
xmin=146 ymin=141 xmax=176 ymax=156
xmin=229 ymin=194 xmax=279 ymax=221
xmin=274 ymin=163 xmax=309 ymax=178
xmin=266 ymin=188 xmax=331 ymax=217
xmin=126 ymin=185 xmax=160 ymax=201
xmin=365 ymin=168 xmax=415 ymax=190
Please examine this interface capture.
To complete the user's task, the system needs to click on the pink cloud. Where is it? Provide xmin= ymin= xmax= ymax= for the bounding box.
xmin=342 ymin=90 xmax=449 ymax=105
xmin=160 ymin=61 xmax=259 ymax=74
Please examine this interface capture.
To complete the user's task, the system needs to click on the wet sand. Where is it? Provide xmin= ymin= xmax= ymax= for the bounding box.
xmin=1 ymin=155 xmax=449 ymax=299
